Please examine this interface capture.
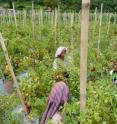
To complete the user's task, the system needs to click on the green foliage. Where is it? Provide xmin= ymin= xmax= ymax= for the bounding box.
xmin=62 ymin=100 xmax=80 ymax=124
xmin=0 ymin=95 xmax=20 ymax=124
xmin=44 ymin=0 xmax=60 ymax=8
xmin=0 ymin=11 xmax=117 ymax=123
xmin=82 ymin=79 xmax=117 ymax=124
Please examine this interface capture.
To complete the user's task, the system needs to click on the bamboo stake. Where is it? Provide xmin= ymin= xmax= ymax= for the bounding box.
xmin=77 ymin=10 xmax=81 ymax=42
xmin=8 ymin=10 xmax=11 ymax=25
xmin=106 ymin=13 xmax=109 ymax=28
xmin=70 ymin=13 xmax=74 ymax=46
xmin=93 ymin=7 xmax=97 ymax=34
xmin=0 ymin=9 xmax=2 ymax=25
xmin=98 ymin=3 xmax=103 ymax=51
xmin=57 ymin=7 xmax=61 ymax=45
xmin=51 ymin=11 xmax=54 ymax=37
xmin=5 ymin=10 xmax=9 ymax=25
xmin=2 ymin=10 xmax=5 ymax=24
xmin=107 ymin=14 xmax=111 ymax=34
xmin=32 ymin=1 xmax=35 ymax=39
xmin=57 ymin=7 xmax=60 ymax=25
xmin=40 ymin=9 xmax=43 ymax=27
xmin=114 ymin=13 xmax=116 ymax=24
xmin=80 ymin=0 xmax=90 ymax=122
xmin=38 ymin=10 xmax=41 ymax=25
xmin=3 ymin=10 xmax=6 ymax=24
xmin=78 ymin=11 xmax=81 ymax=33
xmin=54 ymin=8 xmax=58 ymax=50
xmin=68 ymin=12 xmax=71 ymax=26
xmin=70 ymin=13 xmax=74 ymax=64
xmin=10 ymin=9 xmax=14 ymax=24
xmin=12 ymin=2 xmax=17 ymax=28
xmin=48 ymin=12 xmax=50 ymax=24
xmin=20 ymin=11 xmax=23 ymax=24
xmin=38 ymin=11 xmax=40 ymax=32
xmin=45 ymin=12 xmax=48 ymax=22
xmin=38 ymin=10 xmax=42 ymax=39
xmin=51 ymin=11 xmax=53 ymax=25
xmin=23 ymin=9 xmax=26 ymax=26
xmin=63 ymin=12 xmax=66 ymax=27
xmin=70 ymin=13 xmax=74 ymax=30
xmin=39 ymin=8 xmax=43 ymax=39
xmin=7 ymin=11 xmax=10 ymax=25
xmin=0 ymin=33 xmax=28 ymax=114
xmin=0 ymin=9 xmax=3 ymax=25
xmin=17 ymin=11 xmax=19 ymax=24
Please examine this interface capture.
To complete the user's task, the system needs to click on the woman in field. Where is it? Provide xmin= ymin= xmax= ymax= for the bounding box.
xmin=40 ymin=47 xmax=70 ymax=124
xmin=110 ymin=60 xmax=117 ymax=84
xmin=53 ymin=47 xmax=69 ymax=79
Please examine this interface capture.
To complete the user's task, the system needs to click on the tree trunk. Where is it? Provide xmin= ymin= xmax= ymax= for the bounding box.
xmin=8 ymin=0 xmax=13 ymax=9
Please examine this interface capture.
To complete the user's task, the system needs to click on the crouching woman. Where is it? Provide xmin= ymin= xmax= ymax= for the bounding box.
xmin=40 ymin=81 xmax=69 ymax=124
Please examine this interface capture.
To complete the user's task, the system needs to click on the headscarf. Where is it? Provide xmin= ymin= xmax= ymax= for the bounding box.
xmin=55 ymin=47 xmax=67 ymax=58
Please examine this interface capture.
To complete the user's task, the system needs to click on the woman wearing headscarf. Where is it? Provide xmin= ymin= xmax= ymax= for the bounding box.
xmin=40 ymin=47 xmax=70 ymax=124
xmin=53 ymin=47 xmax=70 ymax=79
xmin=110 ymin=60 xmax=117 ymax=84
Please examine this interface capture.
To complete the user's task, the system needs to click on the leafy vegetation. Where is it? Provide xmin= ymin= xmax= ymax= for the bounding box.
xmin=0 ymin=10 xmax=117 ymax=124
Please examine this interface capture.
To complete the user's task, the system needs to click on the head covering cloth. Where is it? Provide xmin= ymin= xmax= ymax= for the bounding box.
xmin=55 ymin=47 xmax=67 ymax=58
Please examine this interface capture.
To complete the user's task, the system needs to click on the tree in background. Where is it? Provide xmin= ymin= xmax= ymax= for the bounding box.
xmin=0 ymin=0 xmax=117 ymax=12
xmin=43 ymin=0 xmax=60 ymax=8
xmin=60 ymin=0 xmax=81 ymax=11
xmin=90 ymin=0 xmax=117 ymax=12
xmin=8 ymin=0 xmax=13 ymax=8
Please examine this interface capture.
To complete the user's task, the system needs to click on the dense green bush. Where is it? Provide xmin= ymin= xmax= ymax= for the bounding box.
xmin=0 ymin=95 xmax=20 ymax=124
xmin=83 ymin=79 xmax=117 ymax=124
xmin=0 ymin=14 xmax=117 ymax=123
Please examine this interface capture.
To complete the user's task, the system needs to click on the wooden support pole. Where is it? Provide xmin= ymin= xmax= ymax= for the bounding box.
xmin=70 ymin=12 xmax=74 ymax=62
xmin=38 ymin=10 xmax=42 ymax=39
xmin=23 ymin=9 xmax=26 ymax=26
xmin=38 ymin=10 xmax=41 ymax=25
xmin=78 ymin=11 xmax=81 ymax=33
xmin=106 ymin=13 xmax=109 ymax=29
xmin=8 ymin=10 xmax=11 ymax=25
xmin=2 ymin=10 xmax=5 ymax=25
xmin=54 ymin=8 xmax=58 ymax=50
xmin=93 ymin=7 xmax=97 ymax=35
xmin=6 ymin=10 xmax=9 ymax=25
xmin=49 ymin=12 xmax=51 ymax=25
xmin=114 ymin=13 xmax=116 ymax=24
xmin=63 ymin=12 xmax=66 ymax=27
xmin=51 ymin=11 xmax=54 ymax=25
xmin=12 ymin=2 xmax=17 ymax=28
xmin=107 ymin=14 xmax=111 ymax=34
xmin=98 ymin=3 xmax=103 ymax=51
xmin=0 ymin=33 xmax=28 ymax=114
xmin=32 ymin=1 xmax=35 ymax=39
xmin=40 ymin=9 xmax=43 ymax=27
xmin=80 ymin=0 xmax=90 ymax=123
xmin=70 ymin=13 xmax=74 ymax=31
xmin=0 ymin=10 xmax=2 ymax=25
